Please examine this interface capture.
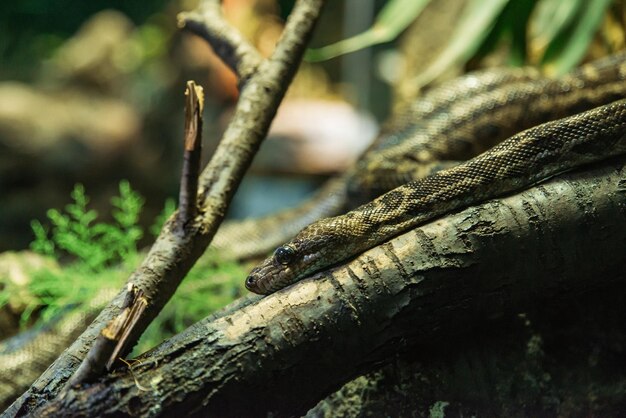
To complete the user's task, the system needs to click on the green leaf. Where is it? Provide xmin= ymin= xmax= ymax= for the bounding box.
xmin=305 ymin=0 xmax=432 ymax=62
xmin=540 ymin=0 xmax=613 ymax=75
xmin=473 ymin=0 xmax=538 ymax=67
xmin=110 ymin=181 xmax=144 ymax=259
xmin=0 ymin=289 xmax=10 ymax=310
xmin=70 ymin=184 xmax=88 ymax=208
xmin=531 ymin=0 xmax=582 ymax=50
xmin=506 ymin=0 xmax=538 ymax=66
xmin=30 ymin=219 xmax=55 ymax=256
xmin=410 ymin=0 xmax=510 ymax=89
xmin=111 ymin=180 xmax=144 ymax=229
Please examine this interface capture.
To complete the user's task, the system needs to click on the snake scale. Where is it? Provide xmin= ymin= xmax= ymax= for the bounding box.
xmin=244 ymin=52 xmax=626 ymax=294
xmin=3 ymin=53 xmax=626 ymax=407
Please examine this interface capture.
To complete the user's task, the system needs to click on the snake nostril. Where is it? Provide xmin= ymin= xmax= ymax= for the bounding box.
xmin=245 ymin=275 xmax=256 ymax=288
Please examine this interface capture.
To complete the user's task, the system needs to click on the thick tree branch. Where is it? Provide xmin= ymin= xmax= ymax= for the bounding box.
xmin=29 ymin=159 xmax=626 ymax=417
xmin=178 ymin=0 xmax=263 ymax=84
xmin=4 ymin=1 xmax=325 ymax=415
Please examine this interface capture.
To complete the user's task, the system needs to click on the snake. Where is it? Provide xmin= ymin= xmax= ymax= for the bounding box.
xmin=0 ymin=289 xmax=115 ymax=409
xmin=3 ymin=53 xmax=626 ymax=407
xmin=211 ymin=65 xmax=544 ymax=260
xmin=244 ymin=52 xmax=626 ymax=294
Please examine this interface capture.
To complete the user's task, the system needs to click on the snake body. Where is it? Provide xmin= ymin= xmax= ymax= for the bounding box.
xmin=211 ymin=66 xmax=544 ymax=259
xmin=0 ymin=289 xmax=114 ymax=409
xmin=245 ymin=53 xmax=626 ymax=294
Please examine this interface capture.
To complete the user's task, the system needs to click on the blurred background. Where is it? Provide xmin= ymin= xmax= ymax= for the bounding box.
xmin=0 ymin=0 xmax=387 ymax=251
xmin=1 ymin=0 xmax=625 ymax=251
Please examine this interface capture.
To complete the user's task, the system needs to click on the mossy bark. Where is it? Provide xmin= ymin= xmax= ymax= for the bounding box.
xmin=23 ymin=158 xmax=626 ymax=417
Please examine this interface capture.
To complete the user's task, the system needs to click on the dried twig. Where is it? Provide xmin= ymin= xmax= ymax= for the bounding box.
xmin=64 ymin=285 xmax=147 ymax=387
xmin=177 ymin=81 xmax=204 ymax=228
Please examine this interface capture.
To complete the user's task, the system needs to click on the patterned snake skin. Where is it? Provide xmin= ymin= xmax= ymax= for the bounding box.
xmin=245 ymin=53 xmax=626 ymax=294
xmin=0 ymin=290 xmax=114 ymax=408
xmin=211 ymin=66 xmax=544 ymax=259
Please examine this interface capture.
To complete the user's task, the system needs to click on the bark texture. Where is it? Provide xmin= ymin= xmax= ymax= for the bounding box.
xmin=308 ymin=280 xmax=626 ymax=417
xmin=27 ymin=158 xmax=626 ymax=417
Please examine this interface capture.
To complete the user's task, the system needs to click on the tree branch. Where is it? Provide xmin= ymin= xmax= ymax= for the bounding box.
xmin=28 ymin=158 xmax=626 ymax=417
xmin=178 ymin=0 xmax=263 ymax=84
xmin=177 ymin=81 xmax=204 ymax=227
xmin=4 ymin=1 xmax=326 ymax=415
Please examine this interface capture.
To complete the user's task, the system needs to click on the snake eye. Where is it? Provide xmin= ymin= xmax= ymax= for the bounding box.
xmin=274 ymin=246 xmax=296 ymax=265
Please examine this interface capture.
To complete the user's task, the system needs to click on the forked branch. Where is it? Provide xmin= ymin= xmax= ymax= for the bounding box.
xmin=5 ymin=1 xmax=326 ymax=415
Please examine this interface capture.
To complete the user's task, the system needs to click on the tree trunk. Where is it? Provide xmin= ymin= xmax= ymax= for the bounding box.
xmin=20 ymin=157 xmax=626 ymax=417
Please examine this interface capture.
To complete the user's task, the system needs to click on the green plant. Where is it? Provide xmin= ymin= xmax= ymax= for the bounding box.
xmin=428 ymin=401 xmax=449 ymax=418
xmin=1 ymin=181 xmax=246 ymax=347
xmin=6 ymin=182 xmax=145 ymax=325
xmin=30 ymin=181 xmax=144 ymax=273
xmin=305 ymin=0 xmax=432 ymax=62
xmin=306 ymin=0 xmax=618 ymax=88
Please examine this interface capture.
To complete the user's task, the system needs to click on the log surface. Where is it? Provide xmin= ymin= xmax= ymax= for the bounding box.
xmin=27 ymin=158 xmax=626 ymax=417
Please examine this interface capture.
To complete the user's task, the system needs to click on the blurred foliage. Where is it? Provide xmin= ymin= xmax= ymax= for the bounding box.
xmin=307 ymin=0 xmax=623 ymax=89
xmin=305 ymin=0 xmax=431 ymax=62
xmin=538 ymin=0 xmax=614 ymax=73
xmin=0 ymin=182 xmax=246 ymax=351
xmin=30 ymin=181 xmax=144 ymax=272
xmin=0 ymin=0 xmax=169 ymax=80
xmin=412 ymin=0 xmax=510 ymax=87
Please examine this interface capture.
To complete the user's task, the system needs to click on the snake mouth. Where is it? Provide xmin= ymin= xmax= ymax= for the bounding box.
xmin=245 ymin=261 xmax=292 ymax=295
xmin=245 ymin=269 xmax=272 ymax=294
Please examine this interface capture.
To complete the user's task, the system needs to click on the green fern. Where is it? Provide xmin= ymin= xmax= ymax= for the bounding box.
xmin=9 ymin=182 xmax=147 ymax=325
xmin=1 ymin=181 xmax=245 ymax=348
xmin=31 ymin=182 xmax=145 ymax=272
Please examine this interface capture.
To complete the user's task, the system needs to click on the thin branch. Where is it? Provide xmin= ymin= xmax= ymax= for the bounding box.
xmin=62 ymin=83 xmax=204 ymax=388
xmin=195 ymin=0 xmax=326 ymax=231
xmin=178 ymin=0 xmax=263 ymax=84
xmin=4 ymin=1 xmax=326 ymax=415
xmin=67 ymin=83 xmax=203 ymax=386
xmin=178 ymin=81 xmax=204 ymax=228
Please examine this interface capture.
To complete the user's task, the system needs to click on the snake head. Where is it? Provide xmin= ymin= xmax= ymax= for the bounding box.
xmin=245 ymin=218 xmax=354 ymax=294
